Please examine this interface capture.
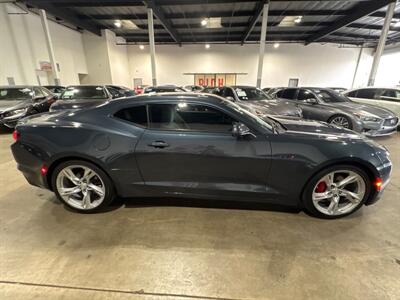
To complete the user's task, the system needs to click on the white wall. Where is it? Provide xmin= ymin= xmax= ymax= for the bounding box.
xmin=375 ymin=49 xmax=400 ymax=87
xmin=0 ymin=3 xmax=87 ymax=86
xmin=127 ymin=43 xmax=384 ymax=89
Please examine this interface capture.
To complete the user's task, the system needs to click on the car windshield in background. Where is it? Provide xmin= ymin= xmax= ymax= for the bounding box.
xmin=61 ymin=86 xmax=107 ymax=100
xmin=234 ymin=87 xmax=271 ymax=101
xmin=0 ymin=88 xmax=32 ymax=101
xmin=311 ymin=89 xmax=350 ymax=103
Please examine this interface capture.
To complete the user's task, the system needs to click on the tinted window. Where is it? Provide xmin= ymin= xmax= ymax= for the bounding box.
xmin=311 ymin=89 xmax=350 ymax=103
xmin=356 ymin=89 xmax=376 ymax=99
xmin=233 ymin=87 xmax=271 ymax=101
xmin=346 ymin=90 xmax=357 ymax=97
xmin=149 ymin=103 xmax=236 ymax=132
xmin=0 ymin=87 xmax=33 ymax=101
xmin=379 ymin=89 xmax=400 ymax=100
xmin=61 ymin=86 xmax=108 ymax=100
xmin=33 ymin=87 xmax=45 ymax=97
xmin=114 ymin=105 xmax=147 ymax=127
xmin=224 ymin=88 xmax=235 ymax=99
xmin=280 ymin=89 xmax=297 ymax=100
xmin=297 ymin=89 xmax=316 ymax=101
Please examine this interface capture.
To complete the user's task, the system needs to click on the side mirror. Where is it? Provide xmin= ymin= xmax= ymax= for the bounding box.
xmin=232 ymin=122 xmax=256 ymax=138
xmin=33 ymin=96 xmax=46 ymax=102
xmin=226 ymin=96 xmax=234 ymax=101
xmin=305 ymin=98 xmax=318 ymax=104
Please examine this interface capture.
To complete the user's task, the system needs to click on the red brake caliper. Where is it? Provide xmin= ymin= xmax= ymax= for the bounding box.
xmin=315 ymin=181 xmax=327 ymax=193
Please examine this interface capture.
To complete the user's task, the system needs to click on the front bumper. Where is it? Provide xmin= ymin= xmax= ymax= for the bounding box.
xmin=358 ymin=117 xmax=399 ymax=137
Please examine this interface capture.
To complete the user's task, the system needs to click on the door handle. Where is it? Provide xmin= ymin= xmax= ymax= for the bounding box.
xmin=149 ymin=141 xmax=169 ymax=148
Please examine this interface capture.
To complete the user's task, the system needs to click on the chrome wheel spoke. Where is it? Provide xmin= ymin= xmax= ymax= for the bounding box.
xmin=337 ymin=175 xmax=357 ymax=188
xmin=82 ymin=168 xmax=95 ymax=181
xmin=88 ymin=184 xmax=104 ymax=197
xmin=60 ymin=186 xmax=81 ymax=196
xmin=327 ymin=198 xmax=339 ymax=215
xmin=62 ymin=168 xmax=80 ymax=185
xmin=313 ymin=191 xmax=331 ymax=201
xmin=340 ymin=189 xmax=361 ymax=203
xmin=82 ymin=190 xmax=91 ymax=209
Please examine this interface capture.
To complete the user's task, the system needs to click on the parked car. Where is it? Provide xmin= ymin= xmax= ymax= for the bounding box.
xmin=0 ymin=85 xmax=56 ymax=128
xmin=50 ymin=85 xmax=113 ymax=111
xmin=134 ymin=85 xmax=149 ymax=94
xmin=275 ymin=87 xmax=399 ymax=136
xmin=202 ymin=86 xmax=217 ymax=93
xmin=262 ymin=87 xmax=271 ymax=93
xmin=185 ymin=85 xmax=204 ymax=92
xmin=344 ymin=87 xmax=400 ymax=119
xmin=214 ymin=86 xmax=302 ymax=118
xmin=43 ymin=85 xmax=65 ymax=98
xmin=11 ymin=93 xmax=391 ymax=218
xmin=143 ymin=85 xmax=187 ymax=93
xmin=106 ymin=85 xmax=136 ymax=98
xmin=328 ymin=87 xmax=347 ymax=93
xmin=265 ymin=87 xmax=284 ymax=97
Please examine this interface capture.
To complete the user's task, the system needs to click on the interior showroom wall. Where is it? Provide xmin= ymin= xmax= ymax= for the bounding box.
xmin=0 ymin=4 xmax=87 ymax=86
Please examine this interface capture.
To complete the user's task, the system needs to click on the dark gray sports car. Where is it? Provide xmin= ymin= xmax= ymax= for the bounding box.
xmin=11 ymin=93 xmax=392 ymax=218
xmin=274 ymin=87 xmax=399 ymax=136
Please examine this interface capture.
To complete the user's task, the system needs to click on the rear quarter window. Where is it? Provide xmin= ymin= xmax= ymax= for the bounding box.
xmin=114 ymin=105 xmax=147 ymax=127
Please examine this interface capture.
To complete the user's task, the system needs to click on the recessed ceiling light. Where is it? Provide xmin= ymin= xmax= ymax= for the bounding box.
xmin=273 ymin=43 xmax=280 ymax=49
xmin=201 ymin=18 xmax=208 ymax=26
xmin=294 ymin=16 xmax=302 ymax=24
xmin=139 ymin=45 xmax=145 ymax=50
xmin=114 ymin=20 xmax=122 ymax=28
xmin=205 ymin=44 xmax=210 ymax=49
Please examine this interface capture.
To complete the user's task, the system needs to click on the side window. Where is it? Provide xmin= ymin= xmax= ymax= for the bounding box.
xmin=33 ymin=87 xmax=44 ymax=98
xmin=148 ymin=103 xmax=236 ymax=133
xmin=114 ymin=105 xmax=147 ymax=127
xmin=108 ymin=87 xmax=121 ymax=98
xmin=356 ymin=89 xmax=376 ymax=99
xmin=41 ymin=87 xmax=50 ymax=96
xmin=297 ymin=89 xmax=316 ymax=101
xmin=214 ymin=88 xmax=224 ymax=96
xmin=381 ymin=89 xmax=396 ymax=99
xmin=346 ymin=90 xmax=357 ymax=97
xmin=224 ymin=88 xmax=235 ymax=99
xmin=281 ymin=89 xmax=297 ymax=100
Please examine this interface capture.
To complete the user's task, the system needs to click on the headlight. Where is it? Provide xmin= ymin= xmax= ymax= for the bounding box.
xmin=354 ymin=113 xmax=380 ymax=122
xmin=4 ymin=108 xmax=28 ymax=118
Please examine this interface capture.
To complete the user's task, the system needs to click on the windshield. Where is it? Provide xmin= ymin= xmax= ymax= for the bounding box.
xmin=311 ymin=89 xmax=350 ymax=103
xmin=234 ymin=87 xmax=272 ymax=101
xmin=0 ymin=88 xmax=33 ymax=101
xmin=61 ymin=86 xmax=108 ymax=100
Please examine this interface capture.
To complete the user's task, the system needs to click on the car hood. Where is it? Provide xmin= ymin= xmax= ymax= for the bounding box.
xmin=274 ymin=116 xmax=363 ymax=140
xmin=238 ymin=99 xmax=301 ymax=117
xmin=50 ymin=99 xmax=109 ymax=111
xmin=0 ymin=100 xmax=31 ymax=113
xmin=325 ymin=101 xmax=395 ymax=119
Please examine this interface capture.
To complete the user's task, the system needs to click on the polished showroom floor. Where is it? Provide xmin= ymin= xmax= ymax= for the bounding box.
xmin=1 ymin=128 xmax=399 ymax=300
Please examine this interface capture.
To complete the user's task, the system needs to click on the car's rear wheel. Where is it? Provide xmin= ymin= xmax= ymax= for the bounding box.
xmin=328 ymin=115 xmax=352 ymax=129
xmin=51 ymin=160 xmax=115 ymax=212
xmin=303 ymin=165 xmax=371 ymax=219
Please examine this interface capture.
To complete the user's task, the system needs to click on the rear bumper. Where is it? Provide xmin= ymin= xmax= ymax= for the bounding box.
xmin=11 ymin=142 xmax=49 ymax=189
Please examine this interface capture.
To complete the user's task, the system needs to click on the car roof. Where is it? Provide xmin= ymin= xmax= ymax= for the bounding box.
xmin=0 ymin=85 xmax=35 ymax=88
xmin=349 ymin=87 xmax=400 ymax=90
xmin=65 ymin=85 xmax=106 ymax=88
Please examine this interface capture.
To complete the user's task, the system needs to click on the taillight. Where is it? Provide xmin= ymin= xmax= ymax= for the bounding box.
xmin=12 ymin=130 xmax=20 ymax=141
xmin=374 ymin=178 xmax=383 ymax=191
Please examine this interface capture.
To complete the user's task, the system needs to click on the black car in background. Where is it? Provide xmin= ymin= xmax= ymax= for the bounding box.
xmin=12 ymin=93 xmax=392 ymax=218
xmin=0 ymin=86 xmax=56 ymax=128
xmin=274 ymin=87 xmax=398 ymax=136
xmin=143 ymin=85 xmax=187 ymax=93
xmin=43 ymin=85 xmax=65 ymax=98
xmin=106 ymin=85 xmax=136 ymax=98
xmin=184 ymin=85 xmax=204 ymax=92
xmin=50 ymin=85 xmax=113 ymax=111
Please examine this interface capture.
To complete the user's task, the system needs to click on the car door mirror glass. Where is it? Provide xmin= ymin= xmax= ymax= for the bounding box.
xmin=232 ymin=122 xmax=255 ymax=138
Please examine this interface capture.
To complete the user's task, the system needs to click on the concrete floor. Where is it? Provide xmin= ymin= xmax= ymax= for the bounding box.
xmin=0 ymin=129 xmax=399 ymax=300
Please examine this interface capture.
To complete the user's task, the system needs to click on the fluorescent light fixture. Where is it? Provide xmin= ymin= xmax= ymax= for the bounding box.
xmin=139 ymin=45 xmax=145 ymax=50
xmin=205 ymin=44 xmax=210 ymax=49
xmin=121 ymin=20 xmax=140 ymax=30
xmin=201 ymin=18 xmax=208 ymax=26
xmin=278 ymin=16 xmax=302 ymax=27
xmin=394 ymin=20 xmax=400 ymax=28
xmin=114 ymin=20 xmax=122 ymax=28
xmin=294 ymin=16 xmax=303 ymax=24
xmin=273 ymin=43 xmax=280 ymax=49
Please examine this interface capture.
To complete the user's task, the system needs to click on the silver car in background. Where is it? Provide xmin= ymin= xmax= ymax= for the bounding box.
xmin=274 ymin=87 xmax=398 ymax=136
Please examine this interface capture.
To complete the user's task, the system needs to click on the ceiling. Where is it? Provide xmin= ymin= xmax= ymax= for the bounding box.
xmin=21 ymin=0 xmax=400 ymax=46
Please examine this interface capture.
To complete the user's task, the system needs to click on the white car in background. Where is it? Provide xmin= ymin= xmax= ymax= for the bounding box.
xmin=344 ymin=87 xmax=400 ymax=119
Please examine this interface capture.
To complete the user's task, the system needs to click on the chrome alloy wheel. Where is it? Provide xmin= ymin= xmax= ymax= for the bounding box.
xmin=56 ymin=165 xmax=105 ymax=210
xmin=330 ymin=116 xmax=350 ymax=128
xmin=312 ymin=170 xmax=366 ymax=216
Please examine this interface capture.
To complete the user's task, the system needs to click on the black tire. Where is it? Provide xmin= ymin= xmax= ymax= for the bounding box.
xmin=302 ymin=165 xmax=371 ymax=219
xmin=328 ymin=114 xmax=353 ymax=130
xmin=51 ymin=160 xmax=115 ymax=213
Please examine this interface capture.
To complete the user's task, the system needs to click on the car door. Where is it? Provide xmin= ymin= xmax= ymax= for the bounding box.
xmin=295 ymin=89 xmax=327 ymax=121
xmin=348 ymin=88 xmax=378 ymax=105
xmin=374 ymin=89 xmax=400 ymax=117
xmin=135 ymin=101 xmax=271 ymax=199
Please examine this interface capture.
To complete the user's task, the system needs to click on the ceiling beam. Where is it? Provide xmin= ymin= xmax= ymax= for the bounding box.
xmin=305 ymin=0 xmax=397 ymax=44
xmin=25 ymin=1 xmax=101 ymax=35
xmin=142 ymin=0 xmax=181 ymax=44
xmin=241 ymin=0 xmax=267 ymax=45
xmin=347 ymin=23 xmax=400 ymax=32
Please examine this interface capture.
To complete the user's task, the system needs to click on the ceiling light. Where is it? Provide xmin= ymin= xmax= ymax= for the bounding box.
xmin=201 ymin=18 xmax=208 ymax=26
xmin=294 ymin=16 xmax=302 ymax=24
xmin=205 ymin=44 xmax=210 ymax=49
xmin=273 ymin=43 xmax=280 ymax=49
xmin=114 ymin=20 xmax=122 ymax=28
xmin=139 ymin=45 xmax=145 ymax=50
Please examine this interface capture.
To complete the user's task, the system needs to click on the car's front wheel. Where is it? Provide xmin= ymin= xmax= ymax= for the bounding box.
xmin=51 ymin=160 xmax=115 ymax=212
xmin=303 ymin=165 xmax=371 ymax=219
xmin=328 ymin=114 xmax=353 ymax=129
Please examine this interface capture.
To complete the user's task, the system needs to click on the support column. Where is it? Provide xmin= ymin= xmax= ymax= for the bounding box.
xmin=368 ymin=1 xmax=396 ymax=86
xmin=147 ymin=8 xmax=157 ymax=86
xmin=351 ymin=45 xmax=363 ymax=88
xmin=256 ymin=1 xmax=269 ymax=88
xmin=39 ymin=9 xmax=60 ymax=85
